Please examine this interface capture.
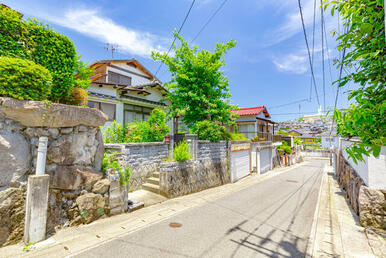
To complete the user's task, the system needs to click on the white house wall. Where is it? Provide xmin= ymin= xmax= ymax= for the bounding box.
xmin=88 ymin=84 xmax=118 ymax=97
xmin=107 ymin=66 xmax=151 ymax=86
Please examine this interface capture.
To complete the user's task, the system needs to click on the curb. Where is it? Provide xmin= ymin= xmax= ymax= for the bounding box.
xmin=305 ymin=164 xmax=327 ymax=258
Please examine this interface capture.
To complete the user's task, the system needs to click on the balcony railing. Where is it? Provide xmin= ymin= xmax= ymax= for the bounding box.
xmin=238 ymin=132 xmax=282 ymax=142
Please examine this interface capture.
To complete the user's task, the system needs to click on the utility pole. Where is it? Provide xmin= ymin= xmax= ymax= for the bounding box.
xmin=104 ymin=43 xmax=119 ymax=61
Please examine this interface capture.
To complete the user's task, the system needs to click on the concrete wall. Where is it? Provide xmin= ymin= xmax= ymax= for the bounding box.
xmin=301 ymin=149 xmax=330 ymax=158
xmin=340 ymin=139 xmax=386 ymax=190
xmin=105 ymin=142 xmax=170 ymax=190
xmin=159 ymin=159 xmax=230 ymax=198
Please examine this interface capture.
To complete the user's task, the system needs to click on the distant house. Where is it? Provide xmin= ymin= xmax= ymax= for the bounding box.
xmin=230 ymin=106 xmax=277 ymax=141
xmin=288 ymin=130 xmax=302 ymax=136
xmin=284 ymin=129 xmax=317 ymax=145
xmin=86 ymin=59 xmax=172 ymax=130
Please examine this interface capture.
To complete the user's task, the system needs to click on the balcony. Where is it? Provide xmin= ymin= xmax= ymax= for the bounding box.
xmin=238 ymin=131 xmax=282 ymax=142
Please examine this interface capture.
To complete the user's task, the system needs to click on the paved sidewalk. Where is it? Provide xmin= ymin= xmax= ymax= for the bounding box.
xmin=309 ymin=166 xmax=385 ymax=258
xmin=1 ymin=162 xmax=304 ymax=258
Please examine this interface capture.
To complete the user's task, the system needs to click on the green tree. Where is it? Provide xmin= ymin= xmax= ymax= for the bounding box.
xmin=151 ymin=31 xmax=237 ymax=129
xmin=325 ymin=0 xmax=385 ymax=163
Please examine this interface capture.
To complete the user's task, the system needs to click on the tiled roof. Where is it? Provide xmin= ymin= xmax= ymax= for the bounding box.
xmin=231 ymin=106 xmax=265 ymax=116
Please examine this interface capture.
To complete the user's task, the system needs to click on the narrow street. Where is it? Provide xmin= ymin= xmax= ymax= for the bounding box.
xmin=74 ymin=159 xmax=327 ymax=258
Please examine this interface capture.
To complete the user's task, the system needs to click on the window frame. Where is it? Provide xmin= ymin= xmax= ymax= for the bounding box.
xmin=123 ymin=104 xmax=153 ymax=124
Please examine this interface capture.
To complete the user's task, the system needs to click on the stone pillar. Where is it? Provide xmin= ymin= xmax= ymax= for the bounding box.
xmin=24 ymin=174 xmax=50 ymax=243
xmin=185 ymin=134 xmax=198 ymax=160
xmin=169 ymin=134 xmax=174 ymax=160
xmin=108 ymin=173 xmax=128 ymax=216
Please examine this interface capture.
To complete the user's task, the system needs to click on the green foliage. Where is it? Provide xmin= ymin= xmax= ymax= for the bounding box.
xmin=23 ymin=242 xmax=35 ymax=252
xmin=73 ymin=55 xmax=93 ymax=90
xmin=173 ymin=140 xmax=192 ymax=162
xmin=103 ymin=121 xmax=128 ymax=143
xmin=297 ymin=117 xmax=304 ymax=122
xmin=277 ymin=141 xmax=292 ymax=155
xmin=293 ymin=137 xmax=302 ymax=146
xmin=152 ymin=30 xmax=237 ymax=129
xmin=103 ymin=109 xmax=170 ymax=143
xmin=102 ymin=152 xmax=131 ymax=186
xmin=230 ymin=133 xmax=249 ymax=141
xmin=0 ymin=57 xmax=52 ymax=100
xmin=119 ymin=166 xmax=132 ymax=186
xmin=127 ymin=108 xmax=170 ymax=142
xmin=277 ymin=130 xmax=289 ymax=135
xmin=315 ymin=138 xmax=321 ymax=144
xmin=0 ymin=6 xmax=78 ymax=103
xmin=325 ymin=0 xmax=385 ymax=162
xmin=193 ymin=120 xmax=227 ymax=142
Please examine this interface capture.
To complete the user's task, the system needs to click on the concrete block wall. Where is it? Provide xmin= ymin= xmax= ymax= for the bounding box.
xmin=105 ymin=142 xmax=169 ymax=191
xmin=197 ymin=141 xmax=227 ymax=161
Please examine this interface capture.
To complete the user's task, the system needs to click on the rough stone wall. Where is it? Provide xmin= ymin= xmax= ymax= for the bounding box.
xmin=105 ymin=143 xmax=170 ymax=191
xmin=159 ymin=159 xmax=230 ymax=198
xmin=336 ymin=152 xmax=385 ymax=229
xmin=197 ymin=141 xmax=227 ymax=161
xmin=0 ymin=97 xmax=108 ymax=246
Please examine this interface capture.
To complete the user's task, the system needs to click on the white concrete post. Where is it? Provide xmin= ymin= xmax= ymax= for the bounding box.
xmin=36 ymin=137 xmax=48 ymax=175
xmin=24 ymin=174 xmax=50 ymax=243
xmin=291 ymin=136 xmax=294 ymax=148
xmin=257 ymin=150 xmax=261 ymax=175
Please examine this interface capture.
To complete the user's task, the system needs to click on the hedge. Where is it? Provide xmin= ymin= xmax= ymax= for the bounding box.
xmin=0 ymin=57 xmax=52 ymax=100
xmin=0 ymin=6 xmax=77 ymax=102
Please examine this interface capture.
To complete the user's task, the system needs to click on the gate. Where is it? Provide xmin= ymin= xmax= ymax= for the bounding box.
xmin=230 ymin=142 xmax=251 ymax=182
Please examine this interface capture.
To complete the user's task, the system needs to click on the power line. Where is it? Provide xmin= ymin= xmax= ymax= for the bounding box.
xmin=297 ymin=0 xmax=321 ymax=106
xmin=154 ymin=0 xmax=196 ymax=77
xmin=191 ymin=0 xmax=229 ymax=43
xmin=309 ymin=0 xmax=317 ymax=101
xmin=320 ymin=0 xmax=326 ymax=111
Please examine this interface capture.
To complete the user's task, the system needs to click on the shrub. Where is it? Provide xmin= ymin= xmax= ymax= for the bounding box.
xmin=0 ymin=57 xmax=52 ymax=100
xmin=193 ymin=120 xmax=227 ymax=142
xmin=103 ymin=121 xmax=128 ymax=143
xmin=277 ymin=141 xmax=292 ymax=155
xmin=0 ymin=6 xmax=78 ymax=103
xmin=127 ymin=108 xmax=169 ymax=142
xmin=66 ymin=87 xmax=88 ymax=106
xmin=230 ymin=132 xmax=249 ymax=141
xmin=173 ymin=140 xmax=191 ymax=162
xmin=102 ymin=152 xmax=131 ymax=186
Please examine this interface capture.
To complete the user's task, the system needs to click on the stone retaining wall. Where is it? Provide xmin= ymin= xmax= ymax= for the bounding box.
xmin=0 ymin=97 xmax=108 ymax=247
xmin=336 ymin=152 xmax=385 ymax=229
xmin=105 ymin=142 xmax=170 ymax=191
xmin=159 ymin=158 xmax=230 ymax=198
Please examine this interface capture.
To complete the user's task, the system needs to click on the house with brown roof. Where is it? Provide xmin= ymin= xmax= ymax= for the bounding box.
xmin=86 ymin=59 xmax=172 ymax=129
xmin=230 ymin=106 xmax=277 ymax=141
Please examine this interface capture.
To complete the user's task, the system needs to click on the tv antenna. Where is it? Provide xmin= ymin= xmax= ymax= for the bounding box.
xmin=104 ymin=43 xmax=119 ymax=61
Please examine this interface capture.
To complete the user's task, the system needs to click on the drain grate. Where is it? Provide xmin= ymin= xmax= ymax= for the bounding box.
xmin=169 ymin=222 xmax=182 ymax=228
xmin=286 ymin=179 xmax=298 ymax=183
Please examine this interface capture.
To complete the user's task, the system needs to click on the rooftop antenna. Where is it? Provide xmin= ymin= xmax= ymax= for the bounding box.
xmin=104 ymin=43 xmax=119 ymax=61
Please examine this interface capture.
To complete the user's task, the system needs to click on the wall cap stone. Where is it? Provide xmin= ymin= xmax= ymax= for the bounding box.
xmin=0 ymin=97 xmax=107 ymax=128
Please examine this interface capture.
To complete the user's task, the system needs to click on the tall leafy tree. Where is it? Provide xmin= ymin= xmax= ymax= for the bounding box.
xmin=152 ymin=31 xmax=237 ymax=129
xmin=325 ymin=0 xmax=385 ymax=163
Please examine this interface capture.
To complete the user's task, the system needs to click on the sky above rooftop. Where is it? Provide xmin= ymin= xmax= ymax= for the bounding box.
xmin=5 ymin=0 xmax=355 ymax=122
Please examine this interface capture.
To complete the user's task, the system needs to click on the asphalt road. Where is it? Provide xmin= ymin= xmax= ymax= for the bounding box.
xmin=75 ymin=159 xmax=327 ymax=258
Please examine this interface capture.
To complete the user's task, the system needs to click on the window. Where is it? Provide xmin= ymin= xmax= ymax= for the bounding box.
xmin=124 ymin=104 xmax=153 ymax=124
xmin=87 ymin=101 xmax=116 ymax=121
xmin=108 ymin=71 xmax=131 ymax=85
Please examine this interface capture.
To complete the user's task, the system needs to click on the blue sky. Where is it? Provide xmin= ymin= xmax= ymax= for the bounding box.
xmin=5 ymin=0 xmax=354 ymax=121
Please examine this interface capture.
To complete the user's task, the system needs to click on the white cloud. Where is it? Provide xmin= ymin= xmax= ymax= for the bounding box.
xmin=53 ymin=9 xmax=168 ymax=58
xmin=263 ymin=0 xmax=317 ymax=46
xmin=273 ymin=54 xmax=308 ymax=74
